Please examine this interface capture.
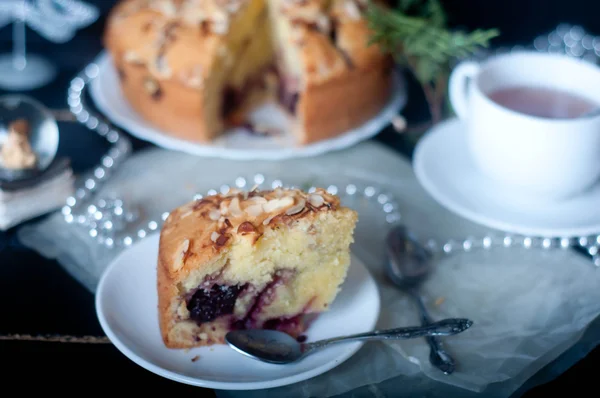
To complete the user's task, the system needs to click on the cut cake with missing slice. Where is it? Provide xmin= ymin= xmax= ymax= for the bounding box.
xmin=103 ymin=0 xmax=393 ymax=145
xmin=157 ymin=187 xmax=358 ymax=348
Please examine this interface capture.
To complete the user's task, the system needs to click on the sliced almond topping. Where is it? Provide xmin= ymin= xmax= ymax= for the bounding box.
xmin=263 ymin=196 xmax=294 ymax=213
xmin=263 ymin=214 xmax=275 ymax=225
xmin=344 ymin=0 xmax=361 ymax=20
xmin=172 ymin=239 xmax=190 ymax=272
xmin=212 ymin=18 xmax=229 ymax=35
xmin=180 ymin=210 xmax=194 ymax=219
xmin=219 ymin=201 xmax=229 ymax=215
xmin=285 ymin=198 xmax=305 ymax=215
xmin=308 ymin=193 xmax=325 ymax=207
xmin=247 ymin=196 xmax=267 ymax=204
xmin=208 ymin=209 xmax=221 ymax=221
xmin=229 ymin=196 xmax=243 ymax=217
xmin=182 ymin=7 xmax=205 ymax=25
xmin=216 ymin=234 xmax=229 ymax=246
xmin=123 ymin=50 xmax=144 ymax=65
xmin=316 ymin=14 xmax=330 ymax=33
xmin=237 ymin=221 xmax=257 ymax=234
xmin=179 ymin=65 xmax=203 ymax=88
xmin=245 ymin=204 xmax=264 ymax=217
xmin=143 ymin=77 xmax=161 ymax=99
xmin=210 ymin=231 xmax=220 ymax=242
xmin=151 ymin=0 xmax=177 ymax=17
xmin=153 ymin=55 xmax=172 ymax=78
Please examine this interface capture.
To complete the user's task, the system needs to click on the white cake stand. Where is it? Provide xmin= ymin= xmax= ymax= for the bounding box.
xmin=88 ymin=52 xmax=408 ymax=161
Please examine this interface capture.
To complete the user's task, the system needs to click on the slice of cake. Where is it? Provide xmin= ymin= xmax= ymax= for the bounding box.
xmin=157 ymin=187 xmax=358 ymax=348
xmin=103 ymin=0 xmax=393 ymax=145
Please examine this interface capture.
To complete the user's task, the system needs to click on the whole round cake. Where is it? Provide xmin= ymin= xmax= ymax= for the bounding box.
xmin=103 ymin=0 xmax=393 ymax=145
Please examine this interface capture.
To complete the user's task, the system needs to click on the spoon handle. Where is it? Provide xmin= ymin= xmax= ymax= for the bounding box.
xmin=303 ymin=318 xmax=472 ymax=355
xmin=409 ymin=290 xmax=456 ymax=374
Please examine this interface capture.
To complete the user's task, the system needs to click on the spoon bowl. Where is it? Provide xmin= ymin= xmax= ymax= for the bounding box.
xmin=385 ymin=224 xmax=433 ymax=288
xmin=226 ymin=329 xmax=303 ymax=364
xmin=0 ymin=95 xmax=59 ymax=182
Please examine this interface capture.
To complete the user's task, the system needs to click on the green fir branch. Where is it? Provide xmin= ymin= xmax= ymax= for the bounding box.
xmin=366 ymin=2 xmax=498 ymax=83
xmin=365 ymin=0 xmax=499 ymax=124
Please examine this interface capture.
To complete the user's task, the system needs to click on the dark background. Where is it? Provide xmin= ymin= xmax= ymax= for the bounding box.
xmin=1 ymin=0 xmax=599 ymax=395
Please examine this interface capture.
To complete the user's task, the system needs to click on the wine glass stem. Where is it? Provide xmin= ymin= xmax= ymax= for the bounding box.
xmin=13 ymin=0 xmax=27 ymax=71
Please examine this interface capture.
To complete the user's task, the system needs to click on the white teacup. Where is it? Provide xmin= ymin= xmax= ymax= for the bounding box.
xmin=449 ymin=51 xmax=600 ymax=201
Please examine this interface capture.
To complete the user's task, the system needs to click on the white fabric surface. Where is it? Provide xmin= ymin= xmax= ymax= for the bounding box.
xmin=1 ymin=167 xmax=74 ymax=230
xmin=16 ymin=141 xmax=600 ymax=398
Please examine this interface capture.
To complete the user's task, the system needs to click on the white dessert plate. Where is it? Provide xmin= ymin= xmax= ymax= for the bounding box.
xmin=89 ymin=51 xmax=407 ymax=161
xmin=95 ymin=233 xmax=380 ymax=390
xmin=413 ymin=117 xmax=600 ymax=237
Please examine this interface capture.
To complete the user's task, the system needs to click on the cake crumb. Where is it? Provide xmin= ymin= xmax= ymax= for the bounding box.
xmin=434 ymin=297 xmax=445 ymax=306
xmin=392 ymin=115 xmax=406 ymax=133
xmin=191 ymin=355 xmax=200 ymax=362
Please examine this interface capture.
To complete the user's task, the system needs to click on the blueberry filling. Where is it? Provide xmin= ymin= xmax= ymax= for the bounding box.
xmin=277 ymin=85 xmax=299 ymax=114
xmin=221 ymin=64 xmax=276 ymax=121
xmin=186 ymin=284 xmax=246 ymax=324
xmin=221 ymin=86 xmax=241 ymax=119
xmin=185 ymin=270 xmax=316 ymax=338
xmin=231 ymin=275 xmax=285 ymax=330
xmin=222 ymin=69 xmax=300 ymax=118
xmin=262 ymin=315 xmax=302 ymax=332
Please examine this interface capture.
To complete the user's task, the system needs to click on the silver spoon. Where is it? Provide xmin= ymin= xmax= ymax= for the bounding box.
xmin=0 ymin=94 xmax=59 ymax=182
xmin=386 ymin=224 xmax=457 ymax=374
xmin=225 ymin=317 xmax=473 ymax=364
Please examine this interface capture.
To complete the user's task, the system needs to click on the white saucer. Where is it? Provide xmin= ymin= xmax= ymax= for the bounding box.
xmin=413 ymin=118 xmax=600 ymax=237
xmin=95 ymin=233 xmax=380 ymax=390
xmin=89 ymin=52 xmax=407 ymax=161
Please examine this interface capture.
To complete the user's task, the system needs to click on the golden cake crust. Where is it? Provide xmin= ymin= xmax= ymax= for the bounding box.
xmin=104 ymin=0 xmax=393 ymax=145
xmin=104 ymin=0 xmax=239 ymax=83
xmin=157 ymin=187 xmax=352 ymax=347
xmin=104 ymin=0 xmax=249 ymax=141
xmin=282 ymin=0 xmax=393 ymax=143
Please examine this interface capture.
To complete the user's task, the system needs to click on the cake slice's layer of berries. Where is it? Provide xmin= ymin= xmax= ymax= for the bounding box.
xmin=186 ymin=269 xmax=317 ymax=338
xmin=262 ymin=300 xmax=318 ymax=337
xmin=186 ymin=284 xmax=247 ymax=324
xmin=232 ymin=269 xmax=296 ymax=330
xmin=277 ymin=78 xmax=299 ymax=114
